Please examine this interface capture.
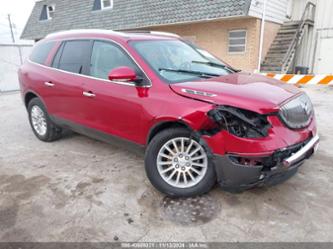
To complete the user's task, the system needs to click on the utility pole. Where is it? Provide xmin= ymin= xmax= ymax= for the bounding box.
xmin=7 ymin=14 xmax=15 ymax=43
xmin=257 ymin=0 xmax=267 ymax=72
xmin=7 ymin=13 xmax=23 ymax=64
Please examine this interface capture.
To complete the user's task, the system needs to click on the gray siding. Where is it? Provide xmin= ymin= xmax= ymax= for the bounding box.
xmin=248 ymin=0 xmax=289 ymax=24
xmin=313 ymin=0 xmax=332 ymax=29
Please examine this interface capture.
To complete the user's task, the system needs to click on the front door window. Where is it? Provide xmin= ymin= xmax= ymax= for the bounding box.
xmin=90 ymin=41 xmax=141 ymax=81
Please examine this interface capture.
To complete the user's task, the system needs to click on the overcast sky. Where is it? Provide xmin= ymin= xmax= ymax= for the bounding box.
xmin=0 ymin=0 xmax=36 ymax=43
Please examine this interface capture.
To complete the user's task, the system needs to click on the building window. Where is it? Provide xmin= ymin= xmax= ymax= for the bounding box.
xmin=101 ymin=0 xmax=113 ymax=9
xmin=228 ymin=30 xmax=247 ymax=53
xmin=47 ymin=5 xmax=55 ymax=19
xmin=93 ymin=0 xmax=113 ymax=11
xmin=40 ymin=5 xmax=55 ymax=21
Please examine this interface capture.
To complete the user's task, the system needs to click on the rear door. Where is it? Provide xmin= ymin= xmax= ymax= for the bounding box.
xmin=23 ymin=40 xmax=57 ymax=106
xmin=47 ymin=40 xmax=92 ymax=124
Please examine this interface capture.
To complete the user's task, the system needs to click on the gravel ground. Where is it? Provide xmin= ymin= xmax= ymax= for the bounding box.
xmin=0 ymin=86 xmax=332 ymax=242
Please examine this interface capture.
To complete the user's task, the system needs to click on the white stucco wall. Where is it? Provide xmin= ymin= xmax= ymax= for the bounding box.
xmin=311 ymin=0 xmax=333 ymax=74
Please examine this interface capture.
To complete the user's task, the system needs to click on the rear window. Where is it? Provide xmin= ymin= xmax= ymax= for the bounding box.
xmin=30 ymin=41 xmax=55 ymax=65
xmin=54 ymin=40 xmax=91 ymax=74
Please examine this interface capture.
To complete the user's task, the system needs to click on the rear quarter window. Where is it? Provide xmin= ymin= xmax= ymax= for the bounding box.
xmin=30 ymin=41 xmax=56 ymax=65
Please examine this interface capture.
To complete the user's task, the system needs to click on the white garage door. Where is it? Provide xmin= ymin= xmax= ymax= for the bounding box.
xmin=316 ymin=37 xmax=333 ymax=74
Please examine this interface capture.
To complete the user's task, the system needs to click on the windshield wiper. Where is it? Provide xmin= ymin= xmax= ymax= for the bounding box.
xmin=159 ymin=68 xmax=220 ymax=78
xmin=192 ymin=60 xmax=241 ymax=73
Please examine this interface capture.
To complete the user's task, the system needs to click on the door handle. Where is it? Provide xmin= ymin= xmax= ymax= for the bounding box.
xmin=44 ymin=81 xmax=55 ymax=87
xmin=83 ymin=91 xmax=96 ymax=98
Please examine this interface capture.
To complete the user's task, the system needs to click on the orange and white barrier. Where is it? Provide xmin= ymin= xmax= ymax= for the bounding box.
xmin=262 ymin=73 xmax=333 ymax=85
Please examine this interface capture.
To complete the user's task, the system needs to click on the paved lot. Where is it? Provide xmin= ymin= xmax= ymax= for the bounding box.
xmin=0 ymin=87 xmax=333 ymax=242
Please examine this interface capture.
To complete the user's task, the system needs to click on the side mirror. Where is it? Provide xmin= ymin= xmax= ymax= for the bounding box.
xmin=108 ymin=66 xmax=137 ymax=82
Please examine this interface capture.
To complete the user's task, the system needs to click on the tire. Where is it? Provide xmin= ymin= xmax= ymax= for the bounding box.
xmin=27 ymin=97 xmax=63 ymax=142
xmin=145 ymin=127 xmax=216 ymax=197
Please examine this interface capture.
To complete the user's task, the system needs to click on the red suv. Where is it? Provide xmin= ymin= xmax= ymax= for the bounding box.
xmin=18 ymin=30 xmax=319 ymax=197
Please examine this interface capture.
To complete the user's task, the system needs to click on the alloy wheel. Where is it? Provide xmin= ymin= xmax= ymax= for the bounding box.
xmin=30 ymin=105 xmax=47 ymax=136
xmin=157 ymin=137 xmax=208 ymax=188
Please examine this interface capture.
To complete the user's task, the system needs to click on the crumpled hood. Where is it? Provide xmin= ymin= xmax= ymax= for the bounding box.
xmin=169 ymin=73 xmax=302 ymax=114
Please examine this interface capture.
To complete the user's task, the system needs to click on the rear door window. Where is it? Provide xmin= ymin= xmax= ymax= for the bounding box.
xmin=30 ymin=41 xmax=56 ymax=65
xmin=54 ymin=40 xmax=91 ymax=74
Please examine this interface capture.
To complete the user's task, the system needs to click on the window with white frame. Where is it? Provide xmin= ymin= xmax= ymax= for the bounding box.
xmin=228 ymin=30 xmax=247 ymax=53
xmin=40 ymin=4 xmax=55 ymax=21
xmin=101 ymin=0 xmax=113 ymax=9
xmin=92 ymin=0 xmax=113 ymax=11
xmin=47 ymin=5 xmax=55 ymax=19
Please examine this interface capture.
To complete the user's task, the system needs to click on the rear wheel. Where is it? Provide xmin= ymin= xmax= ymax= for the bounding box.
xmin=28 ymin=98 xmax=62 ymax=142
xmin=145 ymin=128 xmax=216 ymax=197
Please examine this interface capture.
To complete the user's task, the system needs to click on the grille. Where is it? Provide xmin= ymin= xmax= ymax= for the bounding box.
xmin=279 ymin=94 xmax=314 ymax=129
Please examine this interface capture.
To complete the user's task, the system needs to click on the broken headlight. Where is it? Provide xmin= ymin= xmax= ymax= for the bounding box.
xmin=208 ymin=106 xmax=271 ymax=138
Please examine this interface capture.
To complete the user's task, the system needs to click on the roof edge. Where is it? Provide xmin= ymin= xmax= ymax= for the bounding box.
xmin=20 ymin=0 xmax=252 ymax=41
xmin=20 ymin=1 xmax=44 ymax=40
xmin=119 ymin=14 xmax=249 ymax=31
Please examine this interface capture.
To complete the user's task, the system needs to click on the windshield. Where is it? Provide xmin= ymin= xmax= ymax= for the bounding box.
xmin=130 ymin=40 xmax=235 ymax=83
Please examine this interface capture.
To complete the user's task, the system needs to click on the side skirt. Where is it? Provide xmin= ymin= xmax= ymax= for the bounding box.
xmin=50 ymin=115 xmax=145 ymax=155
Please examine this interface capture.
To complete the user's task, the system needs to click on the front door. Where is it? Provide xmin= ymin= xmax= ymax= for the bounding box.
xmin=79 ymin=40 xmax=150 ymax=144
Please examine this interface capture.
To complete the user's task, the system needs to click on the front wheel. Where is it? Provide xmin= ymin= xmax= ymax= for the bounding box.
xmin=145 ymin=128 xmax=216 ymax=197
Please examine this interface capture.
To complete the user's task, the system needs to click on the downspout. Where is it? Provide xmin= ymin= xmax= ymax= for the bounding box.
xmin=257 ymin=0 xmax=267 ymax=72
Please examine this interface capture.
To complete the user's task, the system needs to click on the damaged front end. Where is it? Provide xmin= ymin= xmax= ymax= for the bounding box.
xmin=213 ymin=135 xmax=318 ymax=192
xmin=203 ymin=105 xmax=319 ymax=192
xmin=207 ymin=105 xmax=271 ymax=138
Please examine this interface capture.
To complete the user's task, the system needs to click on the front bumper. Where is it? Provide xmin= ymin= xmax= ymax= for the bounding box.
xmin=214 ymin=135 xmax=319 ymax=192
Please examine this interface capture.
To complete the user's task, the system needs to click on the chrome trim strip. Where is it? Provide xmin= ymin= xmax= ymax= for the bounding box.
xmin=283 ymin=135 xmax=319 ymax=167
xmin=28 ymin=38 xmax=152 ymax=88
xmin=29 ymin=59 xmax=152 ymax=88
xmin=181 ymin=88 xmax=217 ymax=97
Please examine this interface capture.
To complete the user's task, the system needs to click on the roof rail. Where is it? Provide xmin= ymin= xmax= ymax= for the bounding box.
xmin=45 ymin=29 xmax=120 ymax=38
xmin=150 ymin=31 xmax=180 ymax=38
xmin=44 ymin=29 xmax=180 ymax=40
xmin=124 ymin=30 xmax=180 ymax=38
